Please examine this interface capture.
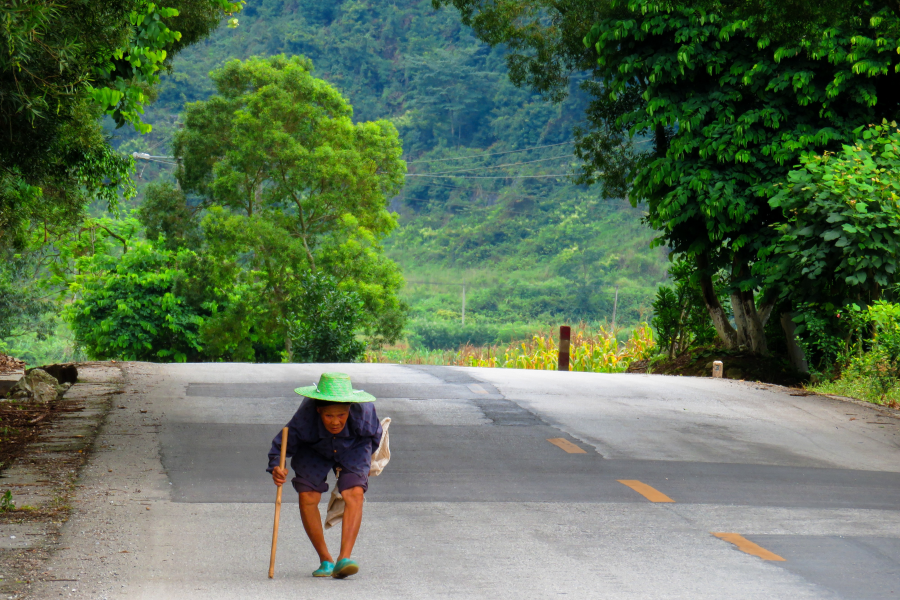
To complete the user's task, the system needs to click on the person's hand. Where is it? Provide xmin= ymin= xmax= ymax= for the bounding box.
xmin=272 ymin=466 xmax=288 ymax=486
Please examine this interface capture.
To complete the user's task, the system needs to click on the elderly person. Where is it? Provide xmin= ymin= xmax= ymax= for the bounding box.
xmin=267 ymin=372 xmax=382 ymax=579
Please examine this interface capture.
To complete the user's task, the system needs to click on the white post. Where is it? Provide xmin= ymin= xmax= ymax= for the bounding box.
xmin=462 ymin=283 xmax=466 ymax=326
xmin=612 ymin=285 xmax=619 ymax=330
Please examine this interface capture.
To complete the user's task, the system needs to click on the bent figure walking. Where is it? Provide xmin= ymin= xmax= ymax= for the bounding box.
xmin=267 ymin=372 xmax=382 ymax=579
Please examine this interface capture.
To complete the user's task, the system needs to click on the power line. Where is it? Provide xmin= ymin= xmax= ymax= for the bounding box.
xmin=131 ymin=144 xmax=576 ymax=166
xmin=405 ymin=141 xmax=574 ymax=164
xmin=132 ymin=152 xmax=176 ymax=160
xmin=418 ymin=154 xmax=572 ymax=175
xmin=405 ymin=173 xmax=570 ymax=179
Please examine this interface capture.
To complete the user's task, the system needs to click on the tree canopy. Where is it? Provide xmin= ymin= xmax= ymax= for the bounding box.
xmin=0 ymin=0 xmax=242 ymax=249
xmin=437 ymin=0 xmax=900 ymax=355
xmin=764 ymin=121 xmax=900 ymax=309
xmin=131 ymin=55 xmax=409 ymax=361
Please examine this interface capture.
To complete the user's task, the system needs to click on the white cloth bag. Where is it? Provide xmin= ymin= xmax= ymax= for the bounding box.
xmin=324 ymin=417 xmax=390 ymax=529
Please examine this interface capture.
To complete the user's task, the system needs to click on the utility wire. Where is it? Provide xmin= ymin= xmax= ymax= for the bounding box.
xmin=405 ymin=173 xmax=570 ymax=179
xmin=418 ymin=154 xmax=572 ymax=175
xmin=406 ymin=280 xmax=466 ymax=286
xmin=405 ymin=141 xmax=574 ymax=164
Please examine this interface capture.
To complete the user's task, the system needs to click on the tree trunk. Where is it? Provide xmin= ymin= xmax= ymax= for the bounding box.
xmin=697 ymin=253 xmax=738 ymax=348
xmin=731 ymin=291 xmax=750 ymax=347
xmin=780 ymin=312 xmax=809 ymax=373
xmin=284 ymin=334 xmax=293 ymax=363
xmin=757 ymin=299 xmax=775 ymax=327
xmin=738 ymin=289 xmax=769 ymax=355
xmin=730 ymin=259 xmax=769 ymax=355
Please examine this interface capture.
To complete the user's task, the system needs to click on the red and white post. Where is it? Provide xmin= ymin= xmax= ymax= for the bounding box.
xmin=558 ymin=325 xmax=571 ymax=371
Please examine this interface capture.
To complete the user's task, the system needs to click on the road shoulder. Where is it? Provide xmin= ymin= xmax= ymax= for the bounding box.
xmin=1 ymin=362 xmax=124 ymax=598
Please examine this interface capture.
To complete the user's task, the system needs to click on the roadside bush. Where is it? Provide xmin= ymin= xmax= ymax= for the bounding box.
xmin=285 ymin=271 xmax=366 ymax=363
xmin=869 ymin=301 xmax=900 ymax=361
xmin=792 ymin=303 xmax=850 ymax=375
xmin=67 ymin=242 xmax=206 ymax=362
xmin=409 ymin=321 xmax=501 ymax=350
xmin=650 ymin=260 xmax=718 ymax=358
xmin=814 ymin=301 xmax=900 ymax=404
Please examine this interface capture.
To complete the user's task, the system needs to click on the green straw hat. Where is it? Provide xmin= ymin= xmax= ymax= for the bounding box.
xmin=294 ymin=372 xmax=375 ymax=403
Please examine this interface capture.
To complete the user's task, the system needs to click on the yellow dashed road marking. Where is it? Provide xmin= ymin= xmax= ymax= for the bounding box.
xmin=617 ymin=480 xmax=675 ymax=503
xmin=467 ymin=384 xmax=488 ymax=394
xmin=546 ymin=438 xmax=587 ymax=454
xmin=712 ymin=532 xmax=786 ymax=561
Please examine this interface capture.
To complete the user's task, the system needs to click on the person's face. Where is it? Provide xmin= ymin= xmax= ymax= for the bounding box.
xmin=317 ymin=404 xmax=351 ymax=434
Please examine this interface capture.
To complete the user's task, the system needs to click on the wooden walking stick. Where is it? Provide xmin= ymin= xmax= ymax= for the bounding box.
xmin=268 ymin=427 xmax=289 ymax=579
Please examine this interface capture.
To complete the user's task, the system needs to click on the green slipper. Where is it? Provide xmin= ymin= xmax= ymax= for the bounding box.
xmin=313 ymin=561 xmax=334 ymax=577
xmin=331 ymin=558 xmax=359 ymax=579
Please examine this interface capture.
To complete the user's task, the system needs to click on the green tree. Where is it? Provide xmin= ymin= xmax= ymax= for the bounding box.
xmin=0 ymin=0 xmax=242 ymax=249
xmin=437 ymin=0 xmax=900 ymax=355
xmin=171 ymin=55 xmax=408 ymax=351
xmin=765 ymin=121 xmax=900 ymax=308
xmin=763 ymin=121 xmax=900 ymax=367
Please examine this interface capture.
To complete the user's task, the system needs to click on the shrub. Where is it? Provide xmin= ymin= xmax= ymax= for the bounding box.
xmin=286 ymin=271 xmax=367 ymax=363
xmin=814 ymin=301 xmax=900 ymax=404
xmin=650 ymin=260 xmax=717 ymax=358
xmin=409 ymin=321 xmax=501 ymax=350
xmin=67 ymin=242 xmax=205 ymax=362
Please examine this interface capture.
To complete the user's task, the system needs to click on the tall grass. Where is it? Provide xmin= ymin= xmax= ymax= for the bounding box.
xmin=366 ymin=323 xmax=655 ymax=373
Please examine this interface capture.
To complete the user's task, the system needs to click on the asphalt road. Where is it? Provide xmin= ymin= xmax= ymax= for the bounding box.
xmin=30 ymin=363 xmax=900 ymax=599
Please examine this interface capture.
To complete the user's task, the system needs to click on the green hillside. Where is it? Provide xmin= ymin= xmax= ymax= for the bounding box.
xmin=112 ymin=0 xmax=668 ymax=346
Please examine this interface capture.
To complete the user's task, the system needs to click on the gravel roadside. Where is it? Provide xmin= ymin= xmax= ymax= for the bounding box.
xmin=1 ymin=362 xmax=126 ymax=599
xmin=22 ymin=362 xmax=172 ymax=600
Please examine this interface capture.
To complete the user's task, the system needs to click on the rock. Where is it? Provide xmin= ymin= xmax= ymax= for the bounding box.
xmin=7 ymin=368 xmax=65 ymax=403
xmin=725 ymin=367 xmax=744 ymax=380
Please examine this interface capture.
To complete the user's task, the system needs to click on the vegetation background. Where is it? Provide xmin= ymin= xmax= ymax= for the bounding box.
xmin=105 ymin=0 xmax=667 ymax=350
xmin=3 ymin=0 xmax=898 ymax=407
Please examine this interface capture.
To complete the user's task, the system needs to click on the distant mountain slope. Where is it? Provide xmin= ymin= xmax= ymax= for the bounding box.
xmin=112 ymin=0 xmax=667 ymax=328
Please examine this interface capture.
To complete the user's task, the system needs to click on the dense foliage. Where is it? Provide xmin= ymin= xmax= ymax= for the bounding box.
xmin=115 ymin=0 xmax=667 ymax=331
xmin=51 ymin=55 xmax=406 ymax=363
xmin=0 ymin=0 xmax=242 ymax=250
xmin=765 ymin=122 xmax=900 ymax=308
xmin=68 ymin=241 xmax=204 ymax=362
xmin=436 ymin=0 xmax=900 ymax=367
xmin=579 ymin=3 xmax=899 ymax=354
